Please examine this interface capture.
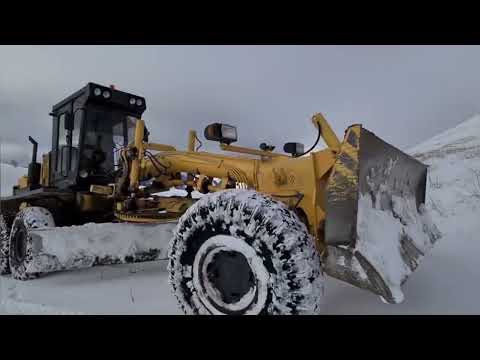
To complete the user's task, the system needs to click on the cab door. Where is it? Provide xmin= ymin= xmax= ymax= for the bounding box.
xmin=52 ymin=104 xmax=84 ymax=189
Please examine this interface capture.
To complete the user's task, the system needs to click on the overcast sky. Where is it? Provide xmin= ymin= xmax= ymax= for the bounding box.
xmin=1 ymin=45 xmax=480 ymax=164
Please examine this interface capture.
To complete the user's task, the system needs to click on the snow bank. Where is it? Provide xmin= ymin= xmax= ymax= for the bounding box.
xmin=410 ymin=114 xmax=480 ymax=157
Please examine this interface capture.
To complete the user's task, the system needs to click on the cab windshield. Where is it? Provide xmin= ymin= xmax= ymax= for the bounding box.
xmin=80 ymin=110 xmax=137 ymax=179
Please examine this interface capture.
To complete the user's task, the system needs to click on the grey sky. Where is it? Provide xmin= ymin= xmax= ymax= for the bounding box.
xmin=1 ymin=45 xmax=480 ymax=164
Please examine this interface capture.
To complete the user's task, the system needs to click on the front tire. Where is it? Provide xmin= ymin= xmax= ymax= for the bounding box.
xmin=9 ymin=207 xmax=55 ymax=281
xmin=0 ymin=214 xmax=10 ymax=275
xmin=168 ymin=190 xmax=324 ymax=315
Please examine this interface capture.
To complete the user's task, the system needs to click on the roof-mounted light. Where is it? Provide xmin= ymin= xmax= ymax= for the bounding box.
xmin=283 ymin=142 xmax=305 ymax=157
xmin=204 ymin=123 xmax=238 ymax=144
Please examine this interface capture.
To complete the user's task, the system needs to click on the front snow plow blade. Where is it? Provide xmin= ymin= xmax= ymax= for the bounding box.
xmin=25 ymin=222 xmax=177 ymax=275
xmin=322 ymin=125 xmax=441 ymax=303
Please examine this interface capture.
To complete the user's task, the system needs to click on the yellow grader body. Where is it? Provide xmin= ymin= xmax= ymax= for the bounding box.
xmin=1 ymin=83 xmax=440 ymax=314
xmin=130 ymin=114 xmax=338 ymax=242
xmin=111 ymin=113 xmax=439 ymax=305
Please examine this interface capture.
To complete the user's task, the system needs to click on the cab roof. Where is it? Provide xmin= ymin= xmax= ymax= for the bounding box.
xmin=51 ymin=82 xmax=147 ymax=116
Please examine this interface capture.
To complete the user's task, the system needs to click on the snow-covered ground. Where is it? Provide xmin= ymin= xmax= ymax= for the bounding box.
xmin=1 ymin=115 xmax=479 ymax=314
xmin=0 ymin=261 xmax=180 ymax=314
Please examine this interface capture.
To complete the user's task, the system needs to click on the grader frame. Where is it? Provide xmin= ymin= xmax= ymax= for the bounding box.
xmin=113 ymin=113 xmax=349 ymax=254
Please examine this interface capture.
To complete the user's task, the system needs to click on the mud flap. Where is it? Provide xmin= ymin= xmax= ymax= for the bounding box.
xmin=322 ymin=125 xmax=441 ymax=303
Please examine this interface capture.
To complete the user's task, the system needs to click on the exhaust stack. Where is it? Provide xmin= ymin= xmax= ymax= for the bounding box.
xmin=27 ymin=136 xmax=41 ymax=189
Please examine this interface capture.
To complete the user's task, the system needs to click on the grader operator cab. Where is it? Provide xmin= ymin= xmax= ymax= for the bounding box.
xmin=7 ymin=83 xmax=147 ymax=225
xmin=17 ymin=83 xmax=146 ymax=194
xmin=0 ymin=83 xmax=440 ymax=315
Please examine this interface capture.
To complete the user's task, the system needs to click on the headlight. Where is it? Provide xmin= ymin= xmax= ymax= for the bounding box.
xmin=283 ymin=142 xmax=305 ymax=156
xmin=129 ymin=98 xmax=136 ymax=105
xmin=79 ymin=169 xmax=89 ymax=178
xmin=94 ymin=88 xmax=102 ymax=96
xmin=220 ymin=124 xmax=237 ymax=142
xmin=136 ymin=98 xmax=143 ymax=106
xmin=102 ymin=90 xmax=111 ymax=99
xmin=204 ymin=123 xmax=238 ymax=144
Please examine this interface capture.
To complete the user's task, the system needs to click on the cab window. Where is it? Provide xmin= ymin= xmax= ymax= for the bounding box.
xmin=57 ymin=113 xmax=67 ymax=171
xmin=126 ymin=116 xmax=137 ymax=145
xmin=71 ymin=109 xmax=84 ymax=171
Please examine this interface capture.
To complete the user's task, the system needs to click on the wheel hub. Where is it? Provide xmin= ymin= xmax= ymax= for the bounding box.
xmin=206 ymin=250 xmax=255 ymax=304
xmin=193 ymin=235 xmax=269 ymax=315
xmin=13 ymin=228 xmax=27 ymax=264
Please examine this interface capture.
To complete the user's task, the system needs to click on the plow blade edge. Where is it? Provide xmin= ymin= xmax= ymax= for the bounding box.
xmin=323 ymin=125 xmax=441 ymax=303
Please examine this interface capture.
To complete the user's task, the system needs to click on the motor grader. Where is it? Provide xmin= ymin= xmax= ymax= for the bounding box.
xmin=0 ymin=83 xmax=440 ymax=314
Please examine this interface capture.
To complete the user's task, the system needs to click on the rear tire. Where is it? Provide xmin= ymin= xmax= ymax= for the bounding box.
xmin=0 ymin=214 xmax=10 ymax=275
xmin=168 ymin=190 xmax=324 ymax=315
xmin=9 ymin=207 xmax=55 ymax=281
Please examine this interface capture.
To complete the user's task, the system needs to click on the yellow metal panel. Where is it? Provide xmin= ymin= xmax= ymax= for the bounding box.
xmin=145 ymin=143 xmax=177 ymax=152
xmin=17 ymin=176 xmax=29 ymax=189
xmin=90 ymin=184 xmax=114 ymax=196
xmin=187 ymin=130 xmax=196 ymax=152
xmin=131 ymin=112 xmax=355 ymax=249
xmin=19 ymin=202 xmax=29 ymax=210
xmin=40 ymin=153 xmax=50 ymax=187
xmin=312 ymin=113 xmax=341 ymax=153
xmin=129 ymin=118 xmax=145 ymax=191
xmin=220 ymin=144 xmax=288 ymax=158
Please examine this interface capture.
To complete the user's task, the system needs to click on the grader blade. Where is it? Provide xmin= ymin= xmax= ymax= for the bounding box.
xmin=25 ymin=222 xmax=177 ymax=275
xmin=323 ymin=125 xmax=441 ymax=304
